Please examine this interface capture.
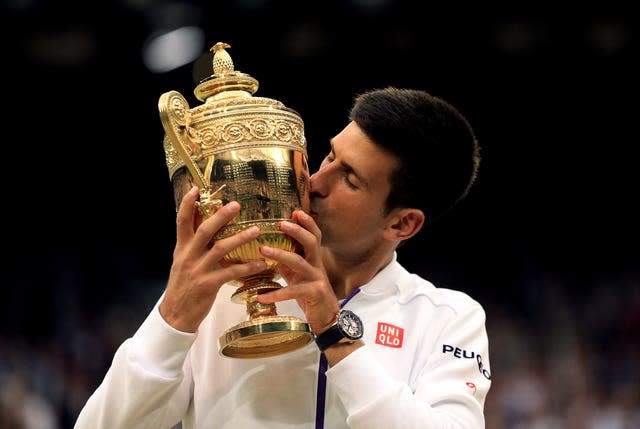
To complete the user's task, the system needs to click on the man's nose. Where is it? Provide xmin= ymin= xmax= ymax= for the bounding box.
xmin=309 ymin=163 xmax=332 ymax=196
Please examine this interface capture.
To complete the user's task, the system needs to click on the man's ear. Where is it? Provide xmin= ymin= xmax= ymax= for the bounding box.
xmin=384 ymin=208 xmax=425 ymax=241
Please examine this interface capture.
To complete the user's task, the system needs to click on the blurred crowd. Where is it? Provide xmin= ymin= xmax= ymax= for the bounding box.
xmin=484 ymin=269 xmax=640 ymax=429
xmin=1 ymin=270 xmax=638 ymax=429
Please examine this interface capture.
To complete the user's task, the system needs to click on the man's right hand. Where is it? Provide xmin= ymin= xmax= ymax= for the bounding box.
xmin=159 ymin=186 xmax=267 ymax=333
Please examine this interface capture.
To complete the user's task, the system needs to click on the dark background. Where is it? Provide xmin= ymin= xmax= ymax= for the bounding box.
xmin=1 ymin=1 xmax=638 ymax=427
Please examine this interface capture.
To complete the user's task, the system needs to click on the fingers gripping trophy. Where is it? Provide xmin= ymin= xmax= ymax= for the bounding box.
xmin=158 ymin=42 xmax=313 ymax=358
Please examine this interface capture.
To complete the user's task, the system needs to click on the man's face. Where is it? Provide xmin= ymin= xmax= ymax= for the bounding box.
xmin=309 ymin=121 xmax=398 ymax=255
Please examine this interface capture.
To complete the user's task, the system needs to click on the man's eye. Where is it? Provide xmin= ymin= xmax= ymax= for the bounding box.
xmin=343 ymin=174 xmax=357 ymax=189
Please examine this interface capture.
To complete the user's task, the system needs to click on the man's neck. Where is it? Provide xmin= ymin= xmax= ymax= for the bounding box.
xmin=322 ymin=247 xmax=395 ymax=300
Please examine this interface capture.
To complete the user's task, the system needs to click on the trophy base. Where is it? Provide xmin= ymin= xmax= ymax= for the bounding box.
xmin=218 ymin=315 xmax=313 ymax=358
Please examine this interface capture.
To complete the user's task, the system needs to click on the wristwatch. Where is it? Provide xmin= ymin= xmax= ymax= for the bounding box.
xmin=315 ymin=309 xmax=364 ymax=352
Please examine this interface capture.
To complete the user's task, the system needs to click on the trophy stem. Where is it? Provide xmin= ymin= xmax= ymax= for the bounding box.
xmin=219 ymin=273 xmax=314 ymax=358
xmin=235 ymin=274 xmax=281 ymax=318
xmin=231 ymin=273 xmax=279 ymax=297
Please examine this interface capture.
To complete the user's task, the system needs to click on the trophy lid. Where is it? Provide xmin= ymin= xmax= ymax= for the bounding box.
xmin=193 ymin=42 xmax=259 ymax=102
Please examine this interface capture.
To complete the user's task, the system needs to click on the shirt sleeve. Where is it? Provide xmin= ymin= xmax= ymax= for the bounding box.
xmin=326 ymin=302 xmax=492 ymax=428
xmin=73 ymin=301 xmax=197 ymax=429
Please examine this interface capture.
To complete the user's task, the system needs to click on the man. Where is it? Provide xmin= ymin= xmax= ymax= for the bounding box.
xmin=75 ymin=87 xmax=491 ymax=428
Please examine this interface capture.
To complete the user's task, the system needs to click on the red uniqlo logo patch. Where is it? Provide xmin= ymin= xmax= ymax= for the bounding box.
xmin=376 ymin=322 xmax=404 ymax=348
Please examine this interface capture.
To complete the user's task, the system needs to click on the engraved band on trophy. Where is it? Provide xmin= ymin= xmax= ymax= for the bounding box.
xmin=158 ymin=42 xmax=313 ymax=358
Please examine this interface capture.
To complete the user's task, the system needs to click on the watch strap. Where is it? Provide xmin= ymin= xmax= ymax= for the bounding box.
xmin=315 ymin=323 xmax=345 ymax=352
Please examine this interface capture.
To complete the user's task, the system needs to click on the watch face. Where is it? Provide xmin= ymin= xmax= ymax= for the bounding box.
xmin=338 ymin=310 xmax=364 ymax=340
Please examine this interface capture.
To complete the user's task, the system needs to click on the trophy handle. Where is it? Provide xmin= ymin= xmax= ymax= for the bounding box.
xmin=158 ymin=91 xmax=208 ymax=188
xmin=159 ymin=91 xmax=222 ymax=216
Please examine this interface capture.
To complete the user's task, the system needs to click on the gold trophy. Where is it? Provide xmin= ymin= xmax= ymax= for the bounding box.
xmin=158 ymin=42 xmax=313 ymax=358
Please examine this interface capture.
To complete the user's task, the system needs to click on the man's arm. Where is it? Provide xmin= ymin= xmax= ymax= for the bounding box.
xmin=74 ymin=303 xmax=195 ymax=428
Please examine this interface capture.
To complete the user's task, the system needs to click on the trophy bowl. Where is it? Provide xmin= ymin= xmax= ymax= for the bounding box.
xmin=158 ymin=42 xmax=314 ymax=358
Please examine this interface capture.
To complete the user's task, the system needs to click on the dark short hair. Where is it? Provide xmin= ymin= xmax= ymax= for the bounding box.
xmin=349 ymin=87 xmax=480 ymax=224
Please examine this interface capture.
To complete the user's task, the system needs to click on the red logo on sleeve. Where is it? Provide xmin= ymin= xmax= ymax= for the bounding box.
xmin=376 ymin=322 xmax=404 ymax=348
